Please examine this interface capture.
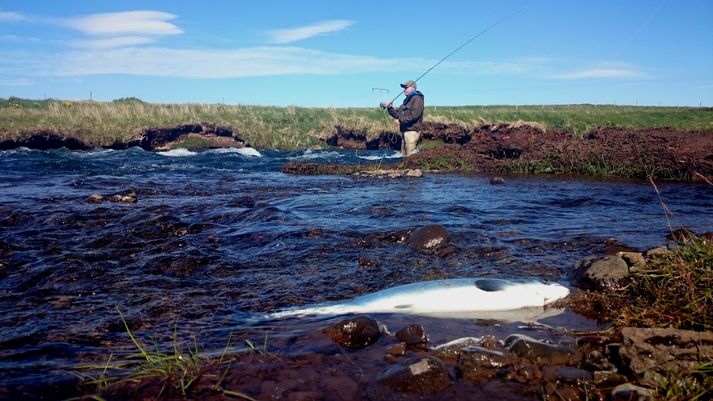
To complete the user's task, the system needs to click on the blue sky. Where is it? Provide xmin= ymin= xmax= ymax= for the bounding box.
xmin=1 ymin=0 xmax=711 ymax=107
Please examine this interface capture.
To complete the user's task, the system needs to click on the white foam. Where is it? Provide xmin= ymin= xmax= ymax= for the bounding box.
xmin=292 ymin=149 xmax=343 ymax=160
xmin=157 ymin=148 xmax=197 ymax=157
xmin=208 ymin=147 xmax=262 ymax=157
xmin=358 ymin=151 xmax=403 ymax=161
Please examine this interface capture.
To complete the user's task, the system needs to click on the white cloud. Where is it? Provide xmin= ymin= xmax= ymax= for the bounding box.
xmin=554 ymin=68 xmax=647 ymax=79
xmin=268 ymin=20 xmax=354 ymax=44
xmin=69 ymin=36 xmax=157 ymax=49
xmin=0 ymin=11 xmax=26 ymax=22
xmin=34 ymin=46 xmax=401 ymax=78
xmin=0 ymin=78 xmax=34 ymax=86
xmin=63 ymin=10 xmax=182 ymax=37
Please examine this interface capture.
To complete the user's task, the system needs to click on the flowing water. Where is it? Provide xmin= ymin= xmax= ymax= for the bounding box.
xmin=0 ymin=147 xmax=711 ymax=399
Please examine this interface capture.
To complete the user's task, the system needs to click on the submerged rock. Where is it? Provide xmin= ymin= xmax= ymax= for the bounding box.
xmin=505 ymin=334 xmax=578 ymax=365
xmin=430 ymin=336 xmax=501 ymax=360
xmin=408 ymin=224 xmax=449 ymax=254
xmin=458 ymin=346 xmax=512 ymax=383
xmin=325 ymin=315 xmax=381 ymax=349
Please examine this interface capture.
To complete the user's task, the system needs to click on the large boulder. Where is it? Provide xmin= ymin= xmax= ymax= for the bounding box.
xmin=570 ymin=255 xmax=629 ymax=290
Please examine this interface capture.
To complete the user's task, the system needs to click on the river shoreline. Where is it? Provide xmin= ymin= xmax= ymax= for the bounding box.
xmin=1 ymin=121 xmax=712 ymax=182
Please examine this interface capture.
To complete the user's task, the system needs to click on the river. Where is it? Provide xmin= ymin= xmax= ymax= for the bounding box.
xmin=0 ymin=147 xmax=711 ymax=399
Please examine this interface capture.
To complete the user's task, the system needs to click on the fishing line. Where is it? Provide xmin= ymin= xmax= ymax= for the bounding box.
xmin=385 ymin=7 xmax=526 ymax=106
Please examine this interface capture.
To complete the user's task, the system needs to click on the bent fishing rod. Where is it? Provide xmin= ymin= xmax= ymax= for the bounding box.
xmin=382 ymin=7 xmax=526 ymax=107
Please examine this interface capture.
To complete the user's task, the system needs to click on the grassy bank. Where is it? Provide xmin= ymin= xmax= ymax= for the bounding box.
xmin=2 ymin=97 xmax=712 ymax=150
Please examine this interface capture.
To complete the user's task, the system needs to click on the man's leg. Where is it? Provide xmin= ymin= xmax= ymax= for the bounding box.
xmin=403 ymin=130 xmax=420 ymax=157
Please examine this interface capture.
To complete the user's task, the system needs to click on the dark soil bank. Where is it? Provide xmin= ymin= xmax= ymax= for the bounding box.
xmin=310 ymin=123 xmax=713 ymax=181
xmin=0 ymin=122 xmax=248 ymax=152
xmin=3 ymin=122 xmax=712 ymax=181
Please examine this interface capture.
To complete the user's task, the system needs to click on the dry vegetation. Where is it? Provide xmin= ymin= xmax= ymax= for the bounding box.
xmin=2 ymin=97 xmax=712 ymax=150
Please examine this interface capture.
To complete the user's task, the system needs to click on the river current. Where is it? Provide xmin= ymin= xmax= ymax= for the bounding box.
xmin=0 ymin=147 xmax=711 ymax=398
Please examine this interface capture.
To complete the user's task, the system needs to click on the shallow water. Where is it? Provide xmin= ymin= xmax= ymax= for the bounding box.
xmin=0 ymin=147 xmax=711 ymax=398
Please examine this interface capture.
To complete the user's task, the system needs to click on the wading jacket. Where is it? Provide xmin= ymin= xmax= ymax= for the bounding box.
xmin=388 ymin=91 xmax=424 ymax=132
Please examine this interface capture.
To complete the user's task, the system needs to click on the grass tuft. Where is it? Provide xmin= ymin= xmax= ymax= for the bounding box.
xmin=71 ymin=308 xmax=266 ymax=400
xmin=603 ymin=235 xmax=713 ymax=331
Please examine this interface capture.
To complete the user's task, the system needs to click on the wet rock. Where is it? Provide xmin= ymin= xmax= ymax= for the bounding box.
xmin=611 ymin=383 xmax=655 ymax=401
xmin=570 ymin=255 xmax=629 ymax=290
xmin=458 ymin=346 xmax=512 ymax=383
xmin=229 ymin=195 xmax=256 ymax=208
xmin=430 ymin=336 xmax=500 ymax=360
xmin=325 ymin=315 xmax=381 ymax=349
xmin=618 ymin=327 xmax=713 ymax=383
xmin=645 ymin=246 xmax=670 ymax=258
xmin=387 ymin=342 xmax=407 ymax=357
xmin=375 ymin=356 xmax=451 ymax=394
xmin=408 ymin=224 xmax=449 ymax=254
xmin=505 ymin=334 xmax=578 ymax=365
xmin=358 ymin=256 xmax=379 ymax=268
xmin=593 ymin=370 xmax=627 ymax=386
xmin=109 ymin=189 xmax=138 ymax=203
xmin=86 ymin=194 xmax=104 ymax=203
xmin=434 ymin=244 xmax=459 ymax=257
xmin=541 ymin=365 xmax=593 ymax=383
xmin=617 ymin=251 xmax=646 ymax=271
xmin=395 ymin=324 xmax=429 ymax=351
xmin=489 ymin=176 xmax=506 ymax=185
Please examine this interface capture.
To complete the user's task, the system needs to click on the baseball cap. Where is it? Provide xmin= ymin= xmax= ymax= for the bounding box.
xmin=400 ymin=80 xmax=416 ymax=89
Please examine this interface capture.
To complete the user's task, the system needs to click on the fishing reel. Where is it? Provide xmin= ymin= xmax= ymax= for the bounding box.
xmin=379 ymin=102 xmax=388 ymax=109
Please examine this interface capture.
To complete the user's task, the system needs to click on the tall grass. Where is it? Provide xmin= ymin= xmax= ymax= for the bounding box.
xmin=2 ymin=98 xmax=712 ymax=150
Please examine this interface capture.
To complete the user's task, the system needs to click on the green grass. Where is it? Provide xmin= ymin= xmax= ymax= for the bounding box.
xmin=603 ymin=235 xmax=713 ymax=331
xmin=2 ymin=97 xmax=712 ymax=150
xmin=71 ymin=308 xmax=266 ymax=401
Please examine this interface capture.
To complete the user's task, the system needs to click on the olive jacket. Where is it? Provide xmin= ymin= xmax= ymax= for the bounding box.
xmin=387 ymin=91 xmax=424 ymax=132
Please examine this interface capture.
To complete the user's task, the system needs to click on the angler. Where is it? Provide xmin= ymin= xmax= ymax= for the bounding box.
xmin=383 ymin=80 xmax=424 ymax=157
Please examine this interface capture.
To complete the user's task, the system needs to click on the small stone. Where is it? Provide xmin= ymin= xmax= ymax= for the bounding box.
xmin=611 ymin=383 xmax=655 ymax=401
xmin=388 ymin=342 xmax=407 ymax=357
xmin=395 ymin=324 xmax=429 ymax=351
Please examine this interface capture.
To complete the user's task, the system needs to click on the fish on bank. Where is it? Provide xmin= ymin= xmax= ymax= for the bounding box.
xmin=264 ymin=278 xmax=570 ymax=322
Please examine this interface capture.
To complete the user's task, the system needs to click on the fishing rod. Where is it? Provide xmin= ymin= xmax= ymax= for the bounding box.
xmin=382 ymin=7 xmax=526 ymax=107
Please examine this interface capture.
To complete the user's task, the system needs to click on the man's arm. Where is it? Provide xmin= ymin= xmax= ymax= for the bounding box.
xmin=397 ymin=96 xmax=423 ymax=125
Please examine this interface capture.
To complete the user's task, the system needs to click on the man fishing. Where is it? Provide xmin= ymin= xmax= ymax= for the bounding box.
xmin=382 ymin=80 xmax=424 ymax=157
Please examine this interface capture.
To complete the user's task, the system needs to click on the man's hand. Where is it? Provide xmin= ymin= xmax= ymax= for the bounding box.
xmin=393 ymin=119 xmax=400 ymax=126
